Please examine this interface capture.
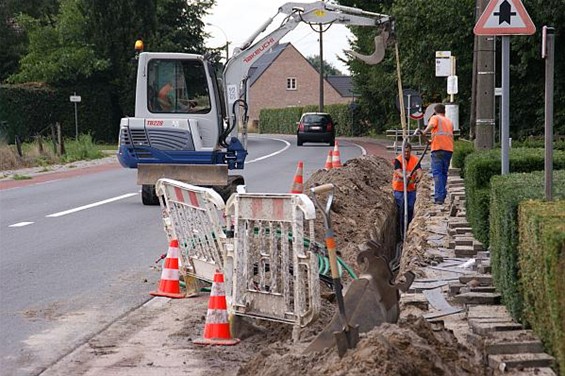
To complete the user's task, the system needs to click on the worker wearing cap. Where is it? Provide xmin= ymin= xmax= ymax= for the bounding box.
xmin=420 ymin=104 xmax=454 ymax=205
xmin=392 ymin=142 xmax=423 ymax=238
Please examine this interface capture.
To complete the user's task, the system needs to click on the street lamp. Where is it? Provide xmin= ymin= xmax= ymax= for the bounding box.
xmin=206 ymin=22 xmax=230 ymax=62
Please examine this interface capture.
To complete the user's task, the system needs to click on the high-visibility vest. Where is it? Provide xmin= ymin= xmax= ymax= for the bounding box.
xmin=429 ymin=115 xmax=454 ymax=152
xmin=392 ymin=154 xmax=419 ymax=192
xmin=158 ymin=83 xmax=173 ymax=111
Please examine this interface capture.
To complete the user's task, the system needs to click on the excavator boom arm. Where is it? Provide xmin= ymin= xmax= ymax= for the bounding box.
xmin=221 ymin=1 xmax=391 ymax=140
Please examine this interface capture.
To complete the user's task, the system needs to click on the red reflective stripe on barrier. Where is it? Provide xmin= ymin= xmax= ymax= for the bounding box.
xmin=273 ymin=198 xmax=284 ymax=220
xmin=252 ymin=198 xmax=263 ymax=218
xmin=174 ymin=187 xmax=185 ymax=203
xmin=188 ymin=191 xmax=199 ymax=207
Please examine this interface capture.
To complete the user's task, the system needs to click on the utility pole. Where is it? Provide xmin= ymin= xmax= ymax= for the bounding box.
xmin=319 ymin=24 xmax=324 ymax=112
xmin=469 ymin=2 xmax=479 ymax=140
xmin=474 ymin=0 xmax=495 ymax=150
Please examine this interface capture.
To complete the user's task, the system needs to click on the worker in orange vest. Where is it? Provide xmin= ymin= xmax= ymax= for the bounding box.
xmin=420 ymin=104 xmax=454 ymax=205
xmin=392 ymin=142 xmax=423 ymax=238
xmin=158 ymin=82 xmax=175 ymax=111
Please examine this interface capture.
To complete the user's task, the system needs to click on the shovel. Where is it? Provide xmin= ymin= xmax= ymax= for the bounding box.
xmin=310 ymin=183 xmax=359 ymax=357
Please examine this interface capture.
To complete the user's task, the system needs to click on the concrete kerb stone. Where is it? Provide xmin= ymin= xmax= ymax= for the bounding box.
xmin=488 ymin=353 xmax=555 ymax=372
xmin=459 ymin=274 xmax=493 ymax=286
xmin=455 ymin=292 xmax=501 ymax=305
xmin=467 ymin=305 xmax=512 ymax=320
xmin=470 ymin=321 xmax=524 ymax=336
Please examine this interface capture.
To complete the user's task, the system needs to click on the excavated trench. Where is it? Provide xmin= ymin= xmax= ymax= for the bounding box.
xmin=235 ymin=154 xmax=484 ymax=376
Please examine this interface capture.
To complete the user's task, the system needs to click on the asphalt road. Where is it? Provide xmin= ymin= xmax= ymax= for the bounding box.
xmin=0 ymin=134 xmax=364 ymax=375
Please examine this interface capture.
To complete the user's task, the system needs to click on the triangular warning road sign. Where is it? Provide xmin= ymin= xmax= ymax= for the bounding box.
xmin=474 ymin=0 xmax=536 ymax=36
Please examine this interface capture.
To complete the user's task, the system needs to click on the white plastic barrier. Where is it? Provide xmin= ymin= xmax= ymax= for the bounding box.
xmin=225 ymin=193 xmax=321 ymax=329
xmin=157 ymin=179 xmax=321 ymax=333
xmin=156 ymin=178 xmax=228 ymax=282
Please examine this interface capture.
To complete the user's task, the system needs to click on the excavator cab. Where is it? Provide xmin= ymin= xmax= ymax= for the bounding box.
xmin=146 ymin=59 xmax=211 ymax=114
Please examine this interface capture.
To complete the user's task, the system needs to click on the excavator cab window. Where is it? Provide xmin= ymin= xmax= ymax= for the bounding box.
xmin=147 ymin=59 xmax=211 ymax=114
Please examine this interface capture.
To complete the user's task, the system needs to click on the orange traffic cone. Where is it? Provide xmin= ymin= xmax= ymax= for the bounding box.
xmin=193 ymin=271 xmax=240 ymax=346
xmin=290 ymin=161 xmax=304 ymax=194
xmin=150 ymin=239 xmax=185 ymax=299
xmin=332 ymin=141 xmax=343 ymax=168
xmin=324 ymin=150 xmax=333 ymax=170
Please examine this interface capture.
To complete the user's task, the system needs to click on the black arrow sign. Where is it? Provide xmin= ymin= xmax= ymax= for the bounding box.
xmin=494 ymin=0 xmax=516 ymax=25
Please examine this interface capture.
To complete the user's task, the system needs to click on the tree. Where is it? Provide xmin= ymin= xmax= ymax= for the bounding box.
xmin=0 ymin=0 xmax=59 ymax=82
xmin=151 ymin=0 xmax=213 ymax=53
xmin=504 ymin=0 xmax=565 ymax=138
xmin=339 ymin=0 xmax=564 ymax=138
xmin=9 ymin=0 xmax=215 ymax=114
xmin=8 ymin=0 xmax=109 ymax=85
xmin=339 ymin=0 xmax=475 ymax=133
xmin=306 ymin=55 xmax=343 ymax=76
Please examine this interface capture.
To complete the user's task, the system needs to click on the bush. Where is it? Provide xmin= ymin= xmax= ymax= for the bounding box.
xmin=519 ymin=200 xmax=565 ymax=375
xmin=466 ymin=187 xmax=490 ymax=245
xmin=0 ymin=81 xmax=122 ymax=144
xmin=489 ymin=170 xmax=565 ymax=321
xmin=464 ymin=148 xmax=565 ymax=247
xmin=62 ymin=133 xmax=104 ymax=162
xmin=258 ymin=103 xmax=360 ymax=137
xmin=510 ymin=136 xmax=565 ymax=151
xmin=451 ymin=140 xmax=475 ymax=176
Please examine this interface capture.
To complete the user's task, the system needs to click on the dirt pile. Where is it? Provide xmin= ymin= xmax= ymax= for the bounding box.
xmin=304 ymin=155 xmax=397 ymax=275
xmin=238 ymin=315 xmax=481 ymax=376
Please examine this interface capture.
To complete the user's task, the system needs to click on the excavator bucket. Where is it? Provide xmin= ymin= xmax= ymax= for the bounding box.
xmin=305 ymin=241 xmax=414 ymax=354
xmin=345 ymin=31 xmax=389 ymax=66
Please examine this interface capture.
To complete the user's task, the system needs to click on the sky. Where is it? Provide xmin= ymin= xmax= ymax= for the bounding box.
xmin=203 ymin=0 xmax=354 ymax=75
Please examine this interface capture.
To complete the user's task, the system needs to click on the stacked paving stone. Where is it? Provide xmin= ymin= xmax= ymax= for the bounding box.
xmin=410 ymin=168 xmax=557 ymax=375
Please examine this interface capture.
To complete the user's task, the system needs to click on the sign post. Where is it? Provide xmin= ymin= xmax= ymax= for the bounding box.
xmin=543 ymin=26 xmax=555 ymax=201
xmin=69 ymin=93 xmax=81 ymax=140
xmin=474 ymin=0 xmax=536 ymax=175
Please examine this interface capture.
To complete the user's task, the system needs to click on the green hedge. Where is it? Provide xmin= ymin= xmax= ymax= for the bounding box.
xmin=464 ymin=148 xmax=565 ymax=247
xmin=510 ymin=137 xmax=565 ymax=151
xmin=489 ymin=170 xmax=565 ymax=321
xmin=0 ymin=82 xmax=123 ymax=144
xmin=258 ymin=103 xmax=359 ymax=137
xmin=451 ymin=140 xmax=475 ymax=177
xmin=519 ymin=200 xmax=565 ymax=375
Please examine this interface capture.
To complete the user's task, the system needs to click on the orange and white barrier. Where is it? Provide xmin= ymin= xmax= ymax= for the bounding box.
xmin=156 ymin=179 xmax=228 ymax=283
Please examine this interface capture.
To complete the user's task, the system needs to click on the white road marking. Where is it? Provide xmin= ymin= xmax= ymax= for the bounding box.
xmin=351 ymin=142 xmax=367 ymax=155
xmin=8 ymin=221 xmax=34 ymax=228
xmin=246 ymin=137 xmax=290 ymax=163
xmin=46 ymin=193 xmax=138 ymax=218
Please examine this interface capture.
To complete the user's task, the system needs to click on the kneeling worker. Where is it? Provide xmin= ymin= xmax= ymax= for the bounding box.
xmin=392 ymin=142 xmax=423 ymax=238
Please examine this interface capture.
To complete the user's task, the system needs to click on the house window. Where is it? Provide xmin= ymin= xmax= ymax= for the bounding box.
xmin=286 ymin=77 xmax=297 ymax=90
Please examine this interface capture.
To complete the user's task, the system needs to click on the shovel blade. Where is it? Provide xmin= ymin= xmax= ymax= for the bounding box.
xmin=305 ymin=248 xmax=414 ymax=355
xmin=304 ymin=278 xmax=388 ymax=354
xmin=333 ymin=324 xmax=359 ymax=357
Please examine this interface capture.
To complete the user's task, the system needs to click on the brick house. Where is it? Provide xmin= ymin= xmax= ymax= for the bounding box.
xmin=247 ymin=42 xmax=353 ymax=126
